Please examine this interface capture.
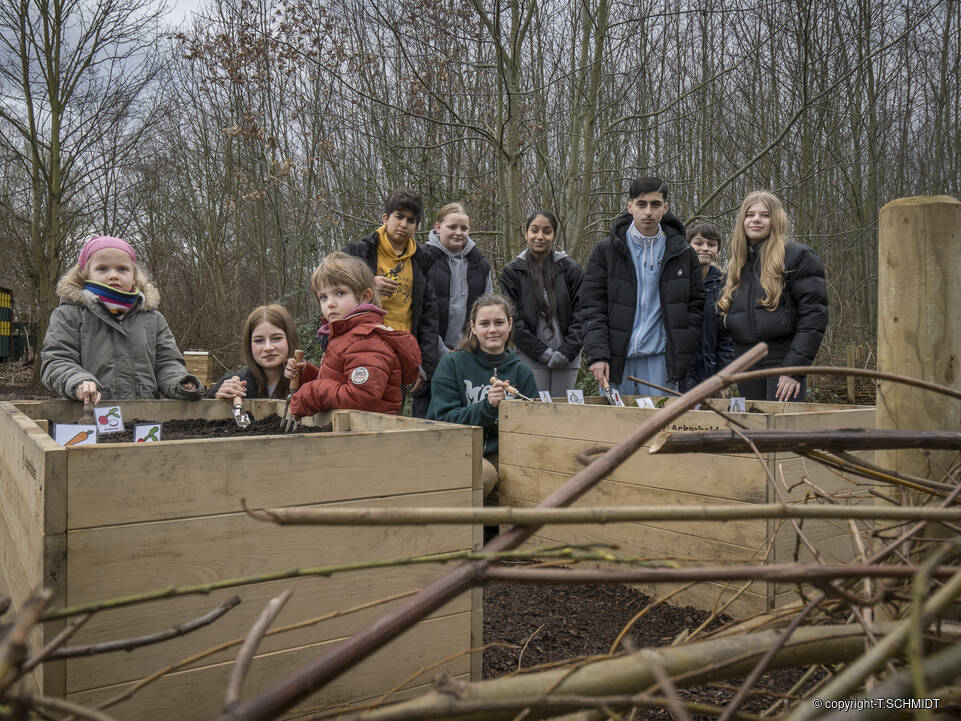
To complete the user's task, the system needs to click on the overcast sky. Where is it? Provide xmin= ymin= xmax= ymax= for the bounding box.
xmin=167 ymin=0 xmax=206 ymax=27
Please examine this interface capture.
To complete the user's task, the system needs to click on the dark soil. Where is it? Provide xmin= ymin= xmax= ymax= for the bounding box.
xmin=0 ymin=384 xmax=57 ymax=401
xmin=483 ymin=568 xmax=824 ymax=718
xmin=90 ymin=416 xmax=329 ymax=442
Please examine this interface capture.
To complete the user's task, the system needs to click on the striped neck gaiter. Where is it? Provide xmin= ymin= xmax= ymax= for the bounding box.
xmin=84 ymin=281 xmax=141 ymax=319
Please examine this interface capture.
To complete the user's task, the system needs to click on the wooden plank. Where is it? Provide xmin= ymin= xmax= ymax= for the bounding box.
xmin=345 ymin=410 xmax=469 ymax=433
xmin=66 ymin=426 xmax=476 ymax=528
xmin=499 ymin=400 xmax=769 ymax=444
xmin=64 ymin=487 xmax=472 ymax=690
xmin=470 ymin=426 xmax=483 ymax=551
xmin=514 ymin=506 xmax=766 ymax=564
xmin=0 ymin=505 xmax=66 ymax=697
xmin=499 ymin=433 xmax=768 ymax=503
xmin=66 ymin=488 xmax=472 ymax=602
xmin=1 ymin=401 xmax=66 ymax=534
xmin=0 ymin=515 xmax=33 ymax=616
xmin=331 ymin=410 xmax=351 ymax=432
xmin=520 ymin=534 xmax=768 ymax=617
xmin=500 ymin=465 xmax=766 ymax=548
xmin=66 ymin=575 xmax=476 ymax=693
xmin=768 ymin=408 xmax=875 ymax=431
xmin=67 ymin=612 xmax=473 ymax=721
xmin=13 ymin=399 xmax=232 ymax=423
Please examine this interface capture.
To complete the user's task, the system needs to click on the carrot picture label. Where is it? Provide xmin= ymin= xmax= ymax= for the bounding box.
xmin=53 ymin=424 xmax=98 ymax=447
xmin=133 ymin=423 xmax=162 ymax=443
xmin=94 ymin=406 xmax=125 ymax=434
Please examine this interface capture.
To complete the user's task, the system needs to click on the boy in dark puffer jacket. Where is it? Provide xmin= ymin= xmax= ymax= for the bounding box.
xmin=581 ymin=177 xmax=705 ymax=396
xmin=679 ymin=221 xmax=735 ymax=391
xmin=344 ymin=188 xmax=437 ymax=416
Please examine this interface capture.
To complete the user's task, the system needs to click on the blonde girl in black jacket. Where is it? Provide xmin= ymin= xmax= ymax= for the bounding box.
xmin=718 ymin=191 xmax=827 ymax=401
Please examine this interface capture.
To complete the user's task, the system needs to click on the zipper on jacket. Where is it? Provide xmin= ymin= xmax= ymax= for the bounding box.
xmin=747 ymin=246 xmax=760 ymax=342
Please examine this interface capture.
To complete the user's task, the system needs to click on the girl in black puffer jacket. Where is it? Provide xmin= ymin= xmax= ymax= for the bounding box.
xmin=500 ymin=211 xmax=584 ymax=397
xmin=718 ymin=191 xmax=827 ymax=402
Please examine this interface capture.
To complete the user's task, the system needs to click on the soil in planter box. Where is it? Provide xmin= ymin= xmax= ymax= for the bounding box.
xmin=71 ymin=416 xmax=330 ymax=443
xmin=483 ymin=565 xmax=827 ymax=717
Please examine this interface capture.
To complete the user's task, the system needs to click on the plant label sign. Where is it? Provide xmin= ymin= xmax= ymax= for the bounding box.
xmin=94 ymin=406 xmax=124 ymax=434
xmin=635 ymin=397 xmax=656 ymax=409
xmin=565 ymin=389 xmax=585 ymax=404
xmin=54 ymin=424 xmax=97 ymax=447
xmin=539 ymin=390 xmax=553 ymax=403
xmin=729 ymin=397 xmax=746 ymax=413
xmin=609 ymin=389 xmax=625 ymax=406
xmin=134 ymin=423 xmax=163 ymax=443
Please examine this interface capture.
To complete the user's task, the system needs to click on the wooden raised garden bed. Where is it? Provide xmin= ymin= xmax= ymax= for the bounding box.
xmin=0 ymin=399 xmax=481 ymax=719
xmin=498 ymin=397 xmax=876 ymax=617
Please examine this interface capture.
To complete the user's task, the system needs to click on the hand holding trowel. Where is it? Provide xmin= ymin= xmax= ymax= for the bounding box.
xmin=488 ymin=375 xmax=536 ymax=402
xmin=281 ymin=350 xmax=304 ymax=433
xmin=600 ymin=378 xmax=625 ymax=406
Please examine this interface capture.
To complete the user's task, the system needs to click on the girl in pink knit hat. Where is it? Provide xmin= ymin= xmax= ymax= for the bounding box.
xmin=40 ymin=235 xmax=205 ymax=403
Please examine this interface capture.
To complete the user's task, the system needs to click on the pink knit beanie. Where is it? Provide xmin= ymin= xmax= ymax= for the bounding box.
xmin=78 ymin=236 xmax=137 ymax=269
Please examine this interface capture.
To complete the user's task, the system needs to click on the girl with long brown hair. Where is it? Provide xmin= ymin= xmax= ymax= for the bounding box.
xmin=208 ymin=304 xmax=300 ymax=400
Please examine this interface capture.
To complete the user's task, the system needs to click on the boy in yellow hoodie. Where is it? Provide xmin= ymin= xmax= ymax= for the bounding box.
xmin=344 ymin=188 xmax=438 ymax=416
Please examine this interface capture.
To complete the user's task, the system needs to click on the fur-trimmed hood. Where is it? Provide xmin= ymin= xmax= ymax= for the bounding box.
xmin=56 ymin=274 xmax=161 ymax=311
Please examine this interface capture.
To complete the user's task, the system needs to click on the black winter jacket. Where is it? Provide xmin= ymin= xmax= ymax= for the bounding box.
xmin=581 ymin=212 xmax=705 ymax=385
xmin=423 ymin=242 xmax=491 ymax=343
xmin=722 ymin=240 xmax=827 ymax=368
xmin=500 ymin=250 xmax=584 ymax=362
xmin=344 ymin=232 xmax=439 ymax=377
xmin=681 ymin=265 xmax=735 ymax=389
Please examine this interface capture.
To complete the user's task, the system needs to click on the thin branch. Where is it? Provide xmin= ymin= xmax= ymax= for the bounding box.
xmin=20 ymin=613 xmax=92 ymax=672
xmin=91 ymin=590 xmax=421 ymax=713
xmin=649 ymin=429 xmax=961 ymax=454
xmin=0 ymin=589 xmax=53 ymax=693
xmin=634 ymin=645 xmax=693 ymax=721
xmin=483 ymin=564 xmax=961 ymax=585
xmin=728 ymin=365 xmax=961 ymax=402
xmin=224 ymin=590 xmax=292 ymax=712
xmin=787 ymin=542 xmax=961 ymax=721
xmin=40 ymin=545 xmax=610 ymax=622
xmin=4 ymin=693 xmax=120 ymax=721
xmin=244 ymin=504 xmax=961 ymax=526
xmin=47 ymin=597 xmax=240 ymax=660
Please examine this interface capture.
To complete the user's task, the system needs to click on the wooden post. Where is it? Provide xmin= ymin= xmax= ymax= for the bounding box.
xmin=877 ymin=196 xmax=961 ymax=483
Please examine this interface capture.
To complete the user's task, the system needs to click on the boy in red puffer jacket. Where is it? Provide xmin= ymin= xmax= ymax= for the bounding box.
xmin=287 ymin=252 xmax=421 ymax=416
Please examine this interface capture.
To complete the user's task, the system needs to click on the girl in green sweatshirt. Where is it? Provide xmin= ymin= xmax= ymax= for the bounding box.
xmin=427 ymin=294 xmax=538 ymax=497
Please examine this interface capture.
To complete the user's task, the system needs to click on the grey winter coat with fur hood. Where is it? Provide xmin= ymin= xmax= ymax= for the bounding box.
xmin=41 ymin=276 xmax=204 ymax=401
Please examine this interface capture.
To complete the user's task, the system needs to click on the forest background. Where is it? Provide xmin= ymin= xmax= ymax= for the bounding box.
xmin=1 ymin=0 xmax=959 ymax=380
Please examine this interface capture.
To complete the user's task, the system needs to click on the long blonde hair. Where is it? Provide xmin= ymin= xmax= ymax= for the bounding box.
xmin=717 ymin=191 xmax=790 ymax=314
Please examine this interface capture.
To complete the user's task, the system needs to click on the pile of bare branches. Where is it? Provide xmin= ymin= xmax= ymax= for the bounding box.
xmin=3 ymin=345 xmax=961 ymax=720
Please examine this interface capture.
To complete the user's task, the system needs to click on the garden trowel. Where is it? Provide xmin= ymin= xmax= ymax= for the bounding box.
xmin=232 ymin=396 xmax=251 ymax=428
xmin=281 ymin=349 xmax=304 ymax=432
xmin=600 ymin=379 xmax=625 ymax=406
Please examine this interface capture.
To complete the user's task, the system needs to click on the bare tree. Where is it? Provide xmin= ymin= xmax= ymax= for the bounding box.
xmin=0 ymin=0 xmax=168 ymax=383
